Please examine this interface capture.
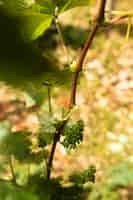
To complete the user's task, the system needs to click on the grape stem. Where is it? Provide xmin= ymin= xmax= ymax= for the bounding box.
xmin=47 ymin=0 xmax=107 ymax=180
xmin=69 ymin=0 xmax=107 ymax=107
xmin=46 ymin=120 xmax=68 ymax=179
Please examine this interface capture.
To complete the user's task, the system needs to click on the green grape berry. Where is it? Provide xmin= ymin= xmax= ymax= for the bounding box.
xmin=70 ymin=61 xmax=77 ymax=72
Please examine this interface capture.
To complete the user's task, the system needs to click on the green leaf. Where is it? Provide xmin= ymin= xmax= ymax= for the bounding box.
xmin=0 ymin=10 xmax=70 ymax=89
xmin=0 ymin=0 xmax=72 ymax=95
xmin=19 ymin=11 xmax=53 ymax=41
xmin=0 ymin=0 xmax=90 ymax=42
xmin=0 ymin=181 xmax=38 ymax=200
xmin=0 ymin=131 xmax=32 ymax=162
xmin=0 ymin=0 xmax=53 ymax=41
xmin=0 ymin=0 xmax=35 ymax=15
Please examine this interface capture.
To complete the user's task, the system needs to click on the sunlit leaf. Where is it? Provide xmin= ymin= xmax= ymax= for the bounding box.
xmin=0 ymin=0 xmax=53 ymax=41
xmin=19 ymin=11 xmax=53 ymax=41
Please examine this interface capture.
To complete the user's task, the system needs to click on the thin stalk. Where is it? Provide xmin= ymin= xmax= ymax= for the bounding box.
xmin=126 ymin=17 xmax=132 ymax=40
xmin=55 ymin=18 xmax=70 ymax=64
xmin=43 ymin=82 xmax=52 ymax=114
xmin=48 ymin=86 xmax=52 ymax=114
xmin=9 ymin=155 xmax=17 ymax=184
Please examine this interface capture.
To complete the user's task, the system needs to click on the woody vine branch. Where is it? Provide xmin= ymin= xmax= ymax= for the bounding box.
xmin=47 ymin=0 xmax=107 ymax=180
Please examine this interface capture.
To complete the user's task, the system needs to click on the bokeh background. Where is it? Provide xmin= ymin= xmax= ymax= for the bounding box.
xmin=0 ymin=0 xmax=133 ymax=199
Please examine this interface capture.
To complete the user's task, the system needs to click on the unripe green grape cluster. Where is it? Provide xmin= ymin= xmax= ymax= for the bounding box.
xmin=69 ymin=165 xmax=96 ymax=184
xmin=84 ymin=165 xmax=96 ymax=183
xmin=62 ymin=120 xmax=84 ymax=150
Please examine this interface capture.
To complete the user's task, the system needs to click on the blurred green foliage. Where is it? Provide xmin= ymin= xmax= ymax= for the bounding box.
xmin=88 ymin=162 xmax=133 ymax=200
xmin=0 ymin=181 xmax=38 ymax=200
xmin=69 ymin=165 xmax=96 ymax=185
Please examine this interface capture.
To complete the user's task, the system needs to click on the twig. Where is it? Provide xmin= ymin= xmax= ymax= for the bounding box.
xmin=47 ymin=0 xmax=107 ymax=179
xmin=109 ymin=15 xmax=129 ymax=25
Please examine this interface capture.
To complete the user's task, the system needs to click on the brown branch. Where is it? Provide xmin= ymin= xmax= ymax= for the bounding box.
xmin=46 ymin=120 xmax=68 ymax=179
xmin=102 ymin=15 xmax=131 ymax=34
xmin=47 ymin=131 xmax=61 ymax=179
xmin=69 ymin=23 xmax=98 ymax=107
xmin=96 ymin=0 xmax=107 ymax=23
xmin=47 ymin=0 xmax=107 ymax=180
xmin=69 ymin=0 xmax=107 ymax=108
xmin=47 ymin=134 xmax=59 ymax=179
